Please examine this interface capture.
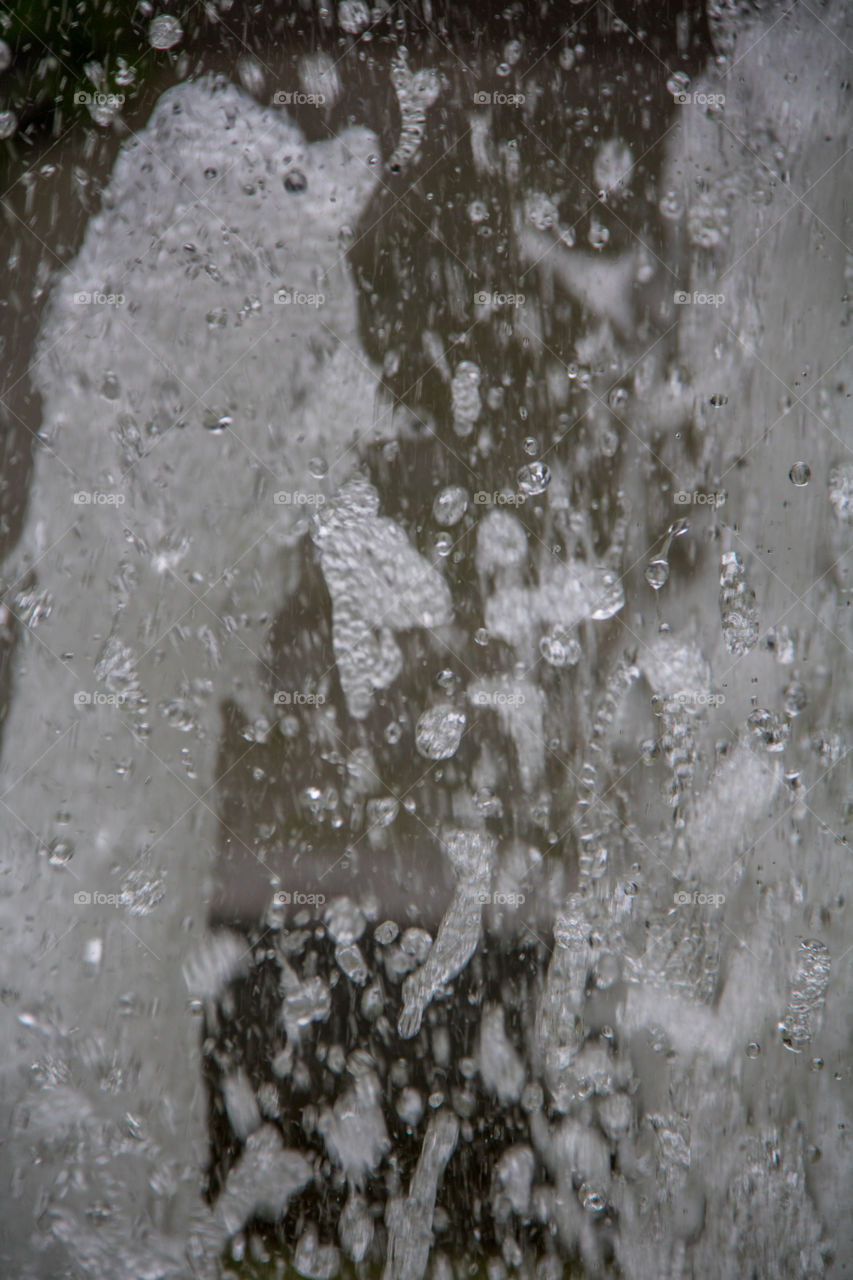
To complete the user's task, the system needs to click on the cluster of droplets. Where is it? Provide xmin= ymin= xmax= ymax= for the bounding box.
xmin=779 ymin=938 xmax=831 ymax=1053
xmin=574 ymin=657 xmax=641 ymax=883
xmin=719 ymin=551 xmax=759 ymax=657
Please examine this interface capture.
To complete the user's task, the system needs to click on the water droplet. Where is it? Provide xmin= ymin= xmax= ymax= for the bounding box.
xmin=709 ymin=393 xmax=728 ymax=407
xmin=539 ymin=628 xmax=582 ymax=667
xmin=415 ymin=705 xmax=466 ymax=760
xmin=148 ymin=14 xmax=183 ymax=49
xmin=375 ymin=920 xmax=399 ymax=945
xmin=579 ymin=1184 xmax=607 ymax=1213
xmin=432 ymin=485 xmax=468 ymax=527
xmin=284 ymin=169 xmax=308 ymax=193
xmin=434 ymin=532 xmax=453 ymax=557
xmin=100 ymin=371 xmax=121 ymax=400
xmin=0 ymin=110 xmax=18 ymax=140
xmin=46 ymin=838 xmax=74 ymax=866
xmin=474 ymin=627 xmax=489 ymax=646
xmin=467 ymin=200 xmax=489 ymax=224
xmin=309 ymin=456 xmax=328 ymax=479
xmin=0 ymin=41 xmax=12 ymax=73
xmin=783 ymin=681 xmax=807 ymax=717
xmin=789 ymin=461 xmax=811 ymax=486
xmin=517 ymin=461 xmax=551 ymax=496
xmin=645 ymin=559 xmax=670 ymax=590
xmin=384 ymin=721 xmax=402 ymax=745
xmin=523 ymin=436 xmax=538 ymax=456
xmin=746 ymin=1042 xmax=761 ymax=1058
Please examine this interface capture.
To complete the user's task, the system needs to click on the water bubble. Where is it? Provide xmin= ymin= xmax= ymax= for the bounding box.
xmin=747 ymin=708 xmax=789 ymax=752
xmin=579 ymin=1184 xmax=607 ymax=1213
xmin=434 ymin=532 xmax=453 ymax=557
xmin=474 ymin=627 xmax=489 ymax=646
xmin=467 ymin=200 xmax=489 ymax=224
xmin=645 ymin=559 xmax=670 ymax=591
xmin=309 ymin=457 xmax=328 ymax=479
xmin=100 ymin=371 xmax=121 ymax=400
xmin=709 ymin=393 xmax=728 ymax=407
xmin=375 ymin=920 xmax=399 ymax=945
xmin=384 ymin=721 xmax=402 ymax=745
xmin=148 ymin=14 xmax=183 ymax=49
xmin=666 ymin=71 xmax=691 ymax=96
xmin=517 ymin=461 xmax=551 ymax=496
xmin=0 ymin=110 xmax=17 ymax=140
xmin=587 ymin=217 xmax=610 ymax=250
xmin=789 ymin=461 xmax=811 ymax=486
xmin=746 ymin=1042 xmax=761 ymax=1058
xmin=432 ymin=485 xmax=468 ymax=527
xmin=523 ymin=436 xmax=538 ymax=456
xmin=783 ymin=681 xmax=807 ymax=717
xmin=415 ymin=705 xmax=466 ymax=759
xmin=284 ymin=169 xmax=308 ymax=193
xmin=47 ymin=838 xmax=74 ymax=866
xmin=539 ymin=628 xmax=582 ymax=667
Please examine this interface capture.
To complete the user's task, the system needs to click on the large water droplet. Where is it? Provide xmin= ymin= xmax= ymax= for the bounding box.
xmin=415 ymin=705 xmax=466 ymax=759
xmin=432 ymin=485 xmax=468 ymax=527
xmin=148 ymin=14 xmax=183 ymax=48
xmin=517 ymin=461 xmax=551 ymax=496
xmin=789 ymin=461 xmax=811 ymax=486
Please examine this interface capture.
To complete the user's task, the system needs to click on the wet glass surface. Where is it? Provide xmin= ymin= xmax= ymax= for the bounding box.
xmin=0 ymin=2 xmax=851 ymax=1277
